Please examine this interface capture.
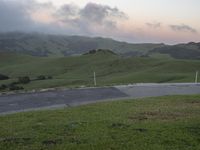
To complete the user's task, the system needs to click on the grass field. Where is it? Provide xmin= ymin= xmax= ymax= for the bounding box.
xmin=0 ymin=50 xmax=200 ymax=91
xmin=0 ymin=95 xmax=199 ymax=150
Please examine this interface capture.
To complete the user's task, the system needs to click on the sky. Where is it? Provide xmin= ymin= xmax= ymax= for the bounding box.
xmin=0 ymin=0 xmax=200 ymax=44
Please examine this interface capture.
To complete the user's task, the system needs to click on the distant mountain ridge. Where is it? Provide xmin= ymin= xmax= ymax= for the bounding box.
xmin=0 ymin=32 xmax=199 ymax=60
xmin=0 ymin=32 xmax=164 ymax=57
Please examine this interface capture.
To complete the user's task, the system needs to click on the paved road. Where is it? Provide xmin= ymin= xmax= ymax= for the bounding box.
xmin=117 ymin=83 xmax=200 ymax=98
xmin=0 ymin=83 xmax=200 ymax=114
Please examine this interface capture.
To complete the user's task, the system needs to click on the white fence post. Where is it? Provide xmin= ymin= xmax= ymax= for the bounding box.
xmin=94 ymin=71 xmax=97 ymax=86
xmin=195 ymin=71 xmax=198 ymax=83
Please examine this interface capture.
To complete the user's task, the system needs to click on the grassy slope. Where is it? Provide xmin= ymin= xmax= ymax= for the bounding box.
xmin=0 ymin=32 xmax=164 ymax=56
xmin=1 ymin=33 xmax=199 ymax=59
xmin=149 ymin=42 xmax=200 ymax=60
xmin=0 ymin=51 xmax=200 ymax=90
xmin=0 ymin=95 xmax=200 ymax=150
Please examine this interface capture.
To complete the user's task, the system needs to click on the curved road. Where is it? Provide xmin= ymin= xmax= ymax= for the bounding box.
xmin=0 ymin=83 xmax=200 ymax=114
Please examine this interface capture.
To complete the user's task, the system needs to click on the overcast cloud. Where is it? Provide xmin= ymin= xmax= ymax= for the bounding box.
xmin=0 ymin=0 xmax=33 ymax=32
xmin=169 ymin=24 xmax=197 ymax=33
xmin=146 ymin=22 xmax=161 ymax=29
xmin=0 ymin=0 xmax=199 ymax=44
xmin=0 ymin=0 xmax=127 ymax=36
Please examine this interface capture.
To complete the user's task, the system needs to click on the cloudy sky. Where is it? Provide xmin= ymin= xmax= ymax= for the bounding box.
xmin=0 ymin=0 xmax=200 ymax=44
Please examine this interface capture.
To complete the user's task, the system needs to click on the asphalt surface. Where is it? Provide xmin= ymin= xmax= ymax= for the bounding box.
xmin=0 ymin=87 xmax=127 ymax=114
xmin=0 ymin=83 xmax=200 ymax=114
xmin=117 ymin=83 xmax=200 ymax=98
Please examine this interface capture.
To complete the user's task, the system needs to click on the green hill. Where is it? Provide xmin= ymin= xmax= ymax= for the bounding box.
xmin=1 ymin=32 xmax=200 ymax=60
xmin=149 ymin=42 xmax=200 ymax=60
xmin=0 ymin=50 xmax=200 ymax=91
xmin=0 ymin=32 xmax=164 ymax=57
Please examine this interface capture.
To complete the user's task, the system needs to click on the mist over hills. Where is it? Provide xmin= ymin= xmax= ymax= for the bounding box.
xmin=0 ymin=32 xmax=199 ymax=60
xmin=0 ymin=32 xmax=164 ymax=57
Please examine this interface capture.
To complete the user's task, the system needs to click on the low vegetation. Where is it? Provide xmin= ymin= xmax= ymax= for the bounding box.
xmin=84 ymin=49 xmax=117 ymax=55
xmin=36 ymin=75 xmax=52 ymax=80
xmin=0 ymin=75 xmax=53 ymax=92
xmin=0 ymin=74 xmax=9 ymax=80
xmin=0 ymin=95 xmax=199 ymax=150
xmin=18 ymin=76 xmax=31 ymax=84
xmin=8 ymin=84 xmax=24 ymax=91
xmin=0 ymin=50 xmax=200 ymax=92
xmin=0 ymin=84 xmax=7 ymax=90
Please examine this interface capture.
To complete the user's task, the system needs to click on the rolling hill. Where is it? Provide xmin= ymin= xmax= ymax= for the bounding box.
xmin=1 ymin=32 xmax=200 ymax=60
xmin=149 ymin=42 xmax=200 ymax=60
xmin=0 ymin=32 xmax=164 ymax=57
xmin=0 ymin=50 xmax=200 ymax=91
xmin=0 ymin=32 xmax=200 ymax=91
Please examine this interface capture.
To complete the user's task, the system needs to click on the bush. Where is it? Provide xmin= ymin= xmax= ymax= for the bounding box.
xmin=88 ymin=49 xmax=97 ymax=54
xmin=9 ymin=85 xmax=24 ymax=91
xmin=10 ymin=81 xmax=20 ymax=85
xmin=83 ymin=50 xmax=97 ymax=55
xmin=0 ymin=74 xmax=9 ymax=80
xmin=47 ymin=76 xmax=53 ymax=79
xmin=0 ymin=84 xmax=7 ymax=90
xmin=37 ymin=75 xmax=46 ymax=80
xmin=18 ymin=76 xmax=30 ymax=84
xmin=36 ymin=75 xmax=53 ymax=80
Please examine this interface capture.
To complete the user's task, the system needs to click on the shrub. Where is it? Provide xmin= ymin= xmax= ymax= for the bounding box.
xmin=83 ymin=50 xmax=97 ymax=55
xmin=8 ymin=85 xmax=24 ymax=91
xmin=0 ymin=84 xmax=7 ymax=90
xmin=9 ymin=81 xmax=19 ymax=85
xmin=0 ymin=74 xmax=9 ymax=80
xmin=47 ymin=76 xmax=53 ymax=79
xmin=37 ymin=75 xmax=46 ymax=80
xmin=18 ymin=76 xmax=30 ymax=84
xmin=89 ymin=49 xmax=97 ymax=54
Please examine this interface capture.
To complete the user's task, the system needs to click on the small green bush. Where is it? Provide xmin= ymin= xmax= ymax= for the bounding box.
xmin=8 ymin=85 xmax=24 ymax=91
xmin=18 ymin=76 xmax=30 ymax=84
xmin=0 ymin=74 xmax=9 ymax=80
xmin=47 ymin=76 xmax=53 ymax=79
xmin=0 ymin=84 xmax=7 ymax=90
xmin=37 ymin=75 xmax=46 ymax=80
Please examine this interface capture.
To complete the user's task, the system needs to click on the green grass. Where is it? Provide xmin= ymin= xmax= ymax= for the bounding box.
xmin=0 ymin=51 xmax=200 ymax=91
xmin=149 ymin=53 xmax=173 ymax=60
xmin=0 ymin=95 xmax=200 ymax=150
